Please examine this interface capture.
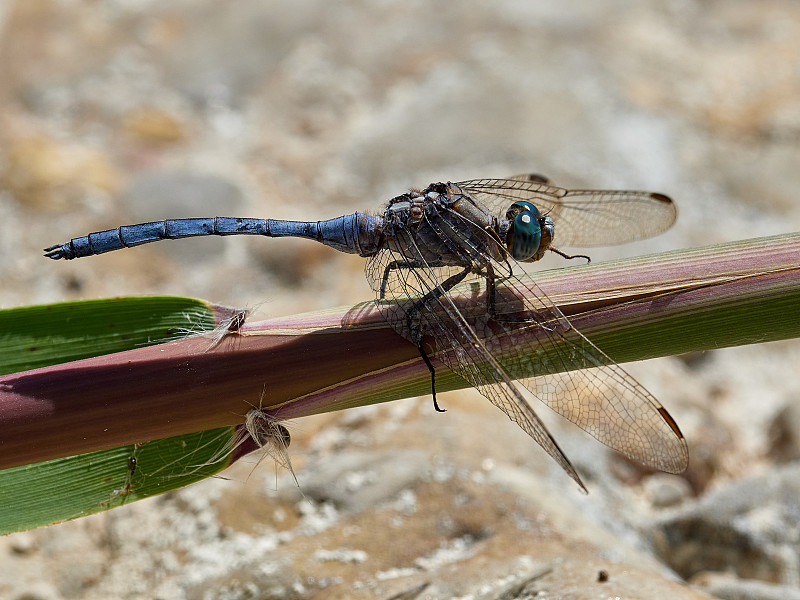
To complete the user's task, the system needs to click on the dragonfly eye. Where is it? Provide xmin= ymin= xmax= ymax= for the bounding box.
xmin=506 ymin=201 xmax=543 ymax=261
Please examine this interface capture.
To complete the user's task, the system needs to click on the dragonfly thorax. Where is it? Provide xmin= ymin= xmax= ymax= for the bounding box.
xmin=382 ymin=182 xmax=505 ymax=267
xmin=504 ymin=200 xmax=554 ymax=263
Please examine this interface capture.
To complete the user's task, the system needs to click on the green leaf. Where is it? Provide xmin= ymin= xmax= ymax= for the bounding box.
xmin=0 ymin=428 xmax=239 ymax=532
xmin=0 ymin=296 xmax=221 ymax=375
xmin=0 ymin=296 xmax=250 ymax=534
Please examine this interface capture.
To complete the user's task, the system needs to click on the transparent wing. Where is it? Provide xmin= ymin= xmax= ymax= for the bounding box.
xmin=487 ymin=271 xmax=688 ymax=474
xmin=457 ymin=174 xmax=677 ymax=247
xmin=364 ymin=228 xmax=586 ymax=490
xmin=366 ymin=200 xmax=687 ymax=479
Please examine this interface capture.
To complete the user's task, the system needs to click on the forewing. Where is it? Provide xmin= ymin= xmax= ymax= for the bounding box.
xmin=457 ymin=176 xmax=676 ymax=247
xmin=365 ymin=194 xmax=687 ymax=482
xmin=484 ymin=267 xmax=688 ymax=473
xmin=364 ymin=228 xmax=586 ymax=490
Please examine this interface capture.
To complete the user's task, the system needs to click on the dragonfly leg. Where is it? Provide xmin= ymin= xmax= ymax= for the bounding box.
xmin=484 ymin=263 xmax=499 ymax=318
xmin=417 ymin=341 xmax=445 ymax=412
xmin=403 ymin=266 xmax=472 ymax=413
xmin=404 ymin=308 xmax=444 ymax=412
xmin=489 ymin=303 xmax=559 ymax=331
xmin=485 ymin=266 xmax=559 ymax=331
xmin=379 ymin=260 xmax=423 ymax=299
xmin=550 ymin=247 xmax=591 ymax=263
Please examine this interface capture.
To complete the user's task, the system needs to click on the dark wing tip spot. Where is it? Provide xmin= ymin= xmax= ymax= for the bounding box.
xmin=657 ymin=406 xmax=684 ymax=439
xmin=649 ymin=192 xmax=674 ymax=204
xmin=523 ymin=174 xmax=551 ymax=184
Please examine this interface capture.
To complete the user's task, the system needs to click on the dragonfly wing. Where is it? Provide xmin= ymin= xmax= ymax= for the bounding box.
xmin=457 ymin=177 xmax=677 ymax=247
xmin=486 ymin=270 xmax=689 ymax=473
xmin=364 ymin=230 xmax=587 ymax=491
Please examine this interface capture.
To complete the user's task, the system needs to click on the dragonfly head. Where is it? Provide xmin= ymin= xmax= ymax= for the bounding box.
xmin=505 ymin=201 xmax=554 ymax=262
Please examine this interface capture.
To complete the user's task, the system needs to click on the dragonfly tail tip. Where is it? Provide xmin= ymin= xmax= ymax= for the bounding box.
xmin=43 ymin=244 xmax=70 ymax=260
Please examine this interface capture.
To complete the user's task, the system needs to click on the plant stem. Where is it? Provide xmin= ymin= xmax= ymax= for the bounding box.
xmin=0 ymin=232 xmax=797 ymax=470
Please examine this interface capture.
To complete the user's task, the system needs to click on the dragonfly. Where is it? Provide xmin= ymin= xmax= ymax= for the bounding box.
xmin=45 ymin=173 xmax=688 ymax=490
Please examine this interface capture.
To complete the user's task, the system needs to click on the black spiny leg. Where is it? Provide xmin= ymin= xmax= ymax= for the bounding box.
xmin=402 ymin=266 xmax=472 ymax=413
xmin=380 ymin=259 xmax=423 ymax=299
xmin=484 ymin=262 xmax=557 ymax=330
xmin=485 ymin=263 xmax=498 ymax=319
xmin=416 ymin=342 xmax=445 ymax=412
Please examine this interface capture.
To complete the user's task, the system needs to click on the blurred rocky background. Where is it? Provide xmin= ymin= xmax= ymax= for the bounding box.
xmin=1 ymin=1 xmax=799 ymax=599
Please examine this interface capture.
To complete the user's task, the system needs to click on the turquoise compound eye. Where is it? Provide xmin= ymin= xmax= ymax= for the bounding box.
xmin=507 ymin=201 xmax=542 ymax=261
